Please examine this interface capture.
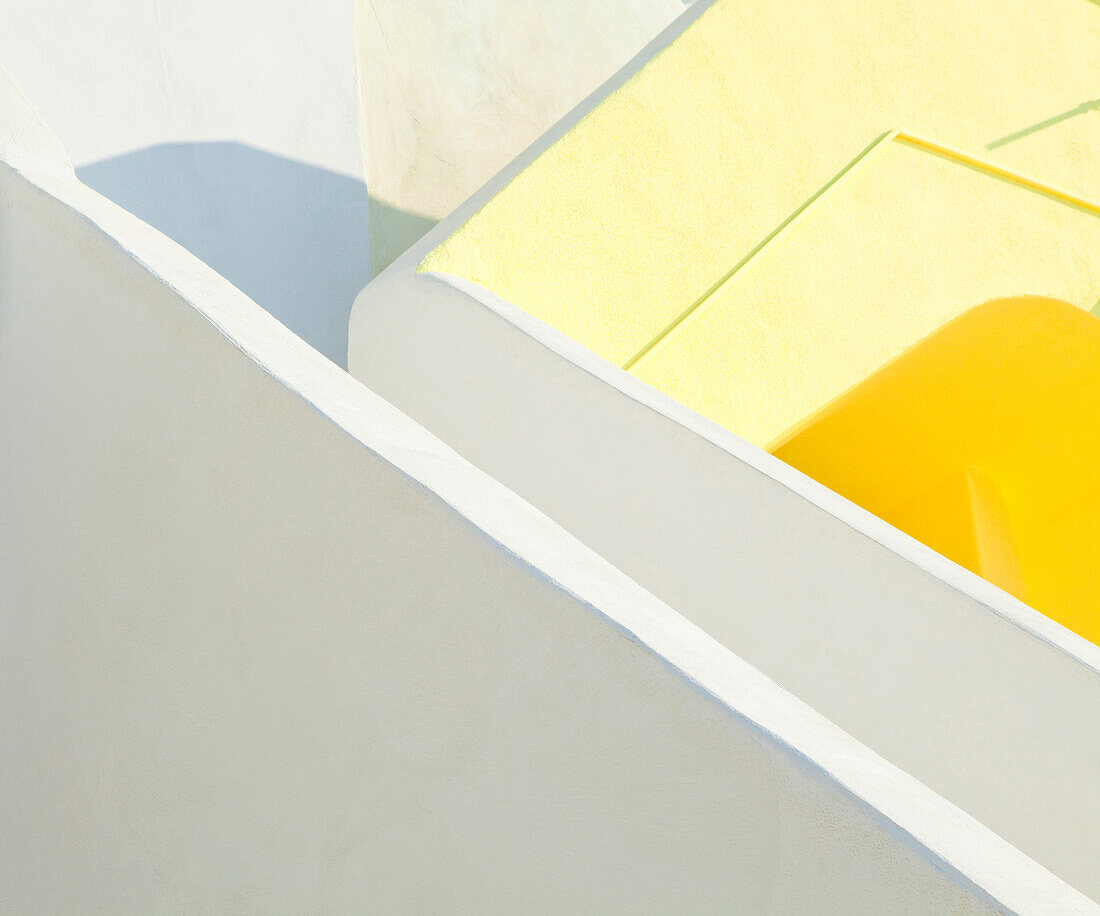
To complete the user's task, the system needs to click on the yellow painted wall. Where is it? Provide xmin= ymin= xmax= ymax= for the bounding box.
xmin=630 ymin=136 xmax=1100 ymax=446
xmin=421 ymin=0 xmax=1100 ymax=444
xmin=774 ymin=298 xmax=1100 ymax=646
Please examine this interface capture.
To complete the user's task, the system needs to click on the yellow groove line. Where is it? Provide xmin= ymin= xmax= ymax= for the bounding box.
xmin=622 ymin=130 xmax=1100 ymax=374
xmin=621 ymin=129 xmax=899 ymax=372
xmin=893 ymin=132 xmax=1100 ymax=217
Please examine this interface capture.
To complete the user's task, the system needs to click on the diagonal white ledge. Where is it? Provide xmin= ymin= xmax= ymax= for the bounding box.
xmin=426 ymin=267 xmax=1100 ymax=678
xmin=1 ymin=66 xmax=1095 ymax=912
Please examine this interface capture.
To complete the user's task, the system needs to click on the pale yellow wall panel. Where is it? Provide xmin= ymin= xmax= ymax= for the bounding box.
xmin=632 ymin=139 xmax=1100 ymax=447
xmin=422 ymin=0 xmax=1100 ymax=376
xmin=420 ymin=6 xmax=775 ymax=366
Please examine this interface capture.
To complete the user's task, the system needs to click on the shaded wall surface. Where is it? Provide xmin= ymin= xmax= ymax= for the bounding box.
xmin=0 ymin=0 xmax=368 ymax=366
xmin=77 ymin=143 xmax=372 ymax=366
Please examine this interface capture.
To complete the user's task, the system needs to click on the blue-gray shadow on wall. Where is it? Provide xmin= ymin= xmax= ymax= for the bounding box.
xmin=78 ymin=142 xmax=375 ymax=368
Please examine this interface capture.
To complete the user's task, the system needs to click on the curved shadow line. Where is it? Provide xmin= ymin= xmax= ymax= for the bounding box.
xmin=77 ymin=142 xmax=386 ymax=368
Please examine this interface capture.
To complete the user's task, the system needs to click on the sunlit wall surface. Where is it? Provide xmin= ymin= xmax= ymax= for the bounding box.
xmin=419 ymin=0 xmax=1100 ymax=644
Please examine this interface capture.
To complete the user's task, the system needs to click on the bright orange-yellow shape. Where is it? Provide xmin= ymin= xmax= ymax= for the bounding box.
xmin=773 ymin=297 xmax=1100 ymax=645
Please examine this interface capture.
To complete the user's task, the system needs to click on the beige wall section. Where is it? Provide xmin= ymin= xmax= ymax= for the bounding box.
xmin=5 ymin=73 xmax=1082 ymax=913
xmin=356 ymin=0 xmax=684 ymax=272
xmin=0 ymin=0 xmax=370 ymax=367
xmin=353 ymin=253 xmax=1100 ymax=903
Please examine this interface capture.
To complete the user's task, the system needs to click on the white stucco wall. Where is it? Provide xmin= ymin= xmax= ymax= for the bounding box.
xmin=0 ymin=0 xmax=369 ymax=366
xmin=347 ymin=8 xmax=1100 ymax=900
xmin=3 ymin=72 xmax=1082 ymax=913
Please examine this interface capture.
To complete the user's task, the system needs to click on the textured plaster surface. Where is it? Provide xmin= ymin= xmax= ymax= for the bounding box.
xmin=631 ymin=136 xmax=1100 ymax=446
xmin=356 ymin=0 xmax=684 ymax=272
xmin=421 ymin=0 xmax=1100 ymax=413
xmin=3 ymin=68 xmax=1081 ymax=912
